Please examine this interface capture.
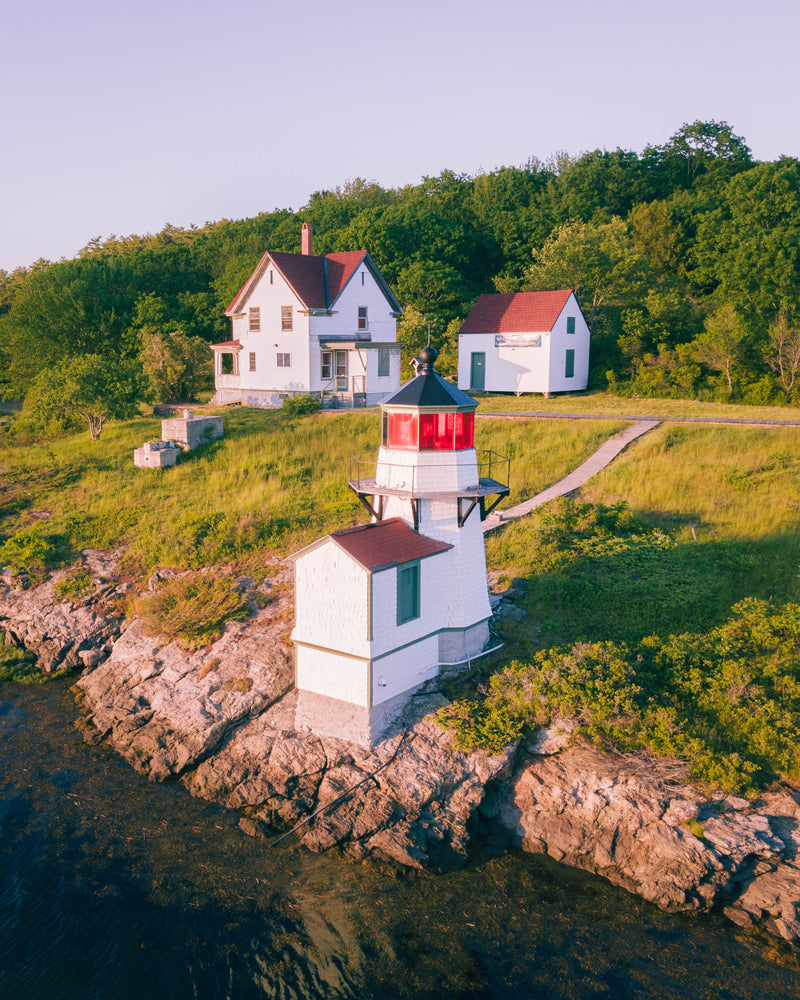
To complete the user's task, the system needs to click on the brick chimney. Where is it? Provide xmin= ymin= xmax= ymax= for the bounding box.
xmin=301 ymin=222 xmax=313 ymax=256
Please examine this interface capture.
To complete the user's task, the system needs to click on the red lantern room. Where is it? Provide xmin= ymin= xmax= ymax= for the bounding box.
xmin=349 ymin=346 xmax=509 ymax=528
xmin=381 ymin=347 xmax=476 ymax=452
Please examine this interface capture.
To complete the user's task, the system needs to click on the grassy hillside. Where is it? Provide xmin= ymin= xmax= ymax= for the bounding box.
xmin=0 ymin=407 xmax=623 ymax=577
xmin=3 ymin=405 xmax=799 ymax=794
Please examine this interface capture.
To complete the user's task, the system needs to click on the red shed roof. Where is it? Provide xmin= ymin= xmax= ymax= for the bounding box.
xmin=459 ymin=290 xmax=574 ymax=334
xmin=327 ymin=518 xmax=452 ymax=572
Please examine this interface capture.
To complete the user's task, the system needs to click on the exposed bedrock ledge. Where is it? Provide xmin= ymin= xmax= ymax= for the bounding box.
xmin=0 ymin=549 xmax=125 ymax=672
xmin=488 ymin=741 xmax=800 ymax=942
xmin=1 ymin=561 xmax=799 ymax=944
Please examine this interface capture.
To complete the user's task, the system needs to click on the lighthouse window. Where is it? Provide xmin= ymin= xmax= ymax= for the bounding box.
xmin=387 ymin=412 xmax=418 ymax=449
xmin=397 ymin=562 xmax=420 ymax=624
xmin=454 ymin=411 xmax=474 ymax=449
xmin=419 ymin=412 xmax=454 ymax=450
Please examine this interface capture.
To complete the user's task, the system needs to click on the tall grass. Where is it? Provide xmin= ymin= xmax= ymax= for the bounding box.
xmin=0 ymin=408 xmax=627 ymax=575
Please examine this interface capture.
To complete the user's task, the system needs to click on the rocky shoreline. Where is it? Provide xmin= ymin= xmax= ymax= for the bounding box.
xmin=1 ymin=551 xmax=799 ymax=946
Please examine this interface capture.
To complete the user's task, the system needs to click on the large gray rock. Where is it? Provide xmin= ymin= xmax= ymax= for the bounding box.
xmin=0 ymin=550 xmax=124 ymax=672
xmin=489 ymin=736 xmax=800 ymax=940
xmin=77 ymin=571 xmax=295 ymax=780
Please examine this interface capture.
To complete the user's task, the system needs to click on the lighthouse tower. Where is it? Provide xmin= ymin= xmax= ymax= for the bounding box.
xmin=354 ymin=346 xmax=508 ymax=662
xmin=292 ymin=346 xmax=508 ymax=744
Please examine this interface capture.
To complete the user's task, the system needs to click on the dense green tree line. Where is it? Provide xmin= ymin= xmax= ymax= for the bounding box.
xmin=2 ymin=120 xmax=799 ymax=406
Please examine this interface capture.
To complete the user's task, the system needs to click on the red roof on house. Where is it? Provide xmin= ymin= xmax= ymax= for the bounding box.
xmin=459 ymin=290 xmax=574 ymax=334
xmin=225 ymin=249 xmax=378 ymax=315
xmin=327 ymin=518 xmax=452 ymax=572
xmin=209 ymin=339 xmax=241 ymax=349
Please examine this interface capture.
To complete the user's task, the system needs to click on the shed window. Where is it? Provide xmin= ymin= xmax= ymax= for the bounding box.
xmin=565 ymin=349 xmax=575 ymax=378
xmin=249 ymin=307 xmax=260 ymax=332
xmin=397 ymin=562 xmax=420 ymax=624
xmin=566 ymin=316 xmax=576 ymax=335
xmin=281 ymin=306 xmax=293 ymax=331
xmin=378 ymin=349 xmax=391 ymax=377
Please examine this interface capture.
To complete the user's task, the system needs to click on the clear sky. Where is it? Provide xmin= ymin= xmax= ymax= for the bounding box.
xmin=2 ymin=0 xmax=798 ymax=273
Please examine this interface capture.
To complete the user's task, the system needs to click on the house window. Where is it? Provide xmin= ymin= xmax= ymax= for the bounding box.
xmin=249 ymin=307 xmax=260 ymax=332
xmin=397 ymin=562 xmax=420 ymax=624
xmin=321 ymin=351 xmax=332 ymax=380
xmin=221 ymin=354 xmax=236 ymax=375
xmin=378 ymin=349 xmax=390 ymax=377
xmin=566 ymin=316 xmax=576 ymax=335
xmin=358 ymin=307 xmax=368 ymax=331
xmin=249 ymin=352 xmax=256 ymax=372
xmin=565 ymin=349 xmax=575 ymax=378
xmin=281 ymin=306 xmax=293 ymax=331
xmin=277 ymin=353 xmax=291 ymax=367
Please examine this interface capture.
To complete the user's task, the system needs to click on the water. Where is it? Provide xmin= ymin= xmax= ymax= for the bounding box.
xmin=1 ymin=679 xmax=798 ymax=999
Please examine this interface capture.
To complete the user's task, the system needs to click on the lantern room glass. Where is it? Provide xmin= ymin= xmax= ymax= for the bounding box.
xmin=384 ymin=410 xmax=475 ymax=451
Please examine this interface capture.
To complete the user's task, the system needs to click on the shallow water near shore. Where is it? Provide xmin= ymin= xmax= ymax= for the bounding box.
xmin=1 ymin=679 xmax=798 ymax=1000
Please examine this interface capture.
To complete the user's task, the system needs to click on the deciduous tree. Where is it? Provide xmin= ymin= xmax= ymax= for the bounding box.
xmin=26 ymin=355 xmax=145 ymax=440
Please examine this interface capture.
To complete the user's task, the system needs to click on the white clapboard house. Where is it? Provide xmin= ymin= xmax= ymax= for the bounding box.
xmin=291 ymin=347 xmax=509 ymax=744
xmin=457 ymin=290 xmax=590 ymax=395
xmin=211 ymin=223 xmax=403 ymax=408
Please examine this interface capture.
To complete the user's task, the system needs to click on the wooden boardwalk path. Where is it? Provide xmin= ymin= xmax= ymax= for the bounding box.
xmin=483 ymin=419 xmax=661 ymax=534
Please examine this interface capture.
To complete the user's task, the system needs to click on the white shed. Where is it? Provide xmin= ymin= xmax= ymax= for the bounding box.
xmin=457 ymin=289 xmax=590 ymax=395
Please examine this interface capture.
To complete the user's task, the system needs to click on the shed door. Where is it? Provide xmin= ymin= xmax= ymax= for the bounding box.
xmin=470 ymin=352 xmax=486 ymax=391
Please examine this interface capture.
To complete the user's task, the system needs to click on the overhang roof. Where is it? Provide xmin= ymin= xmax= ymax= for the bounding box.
xmin=459 ymin=290 xmax=574 ymax=334
xmin=209 ymin=339 xmax=242 ymax=350
xmin=292 ymin=517 xmax=452 ymax=572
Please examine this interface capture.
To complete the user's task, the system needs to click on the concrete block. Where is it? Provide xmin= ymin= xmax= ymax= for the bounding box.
xmin=161 ymin=414 xmax=224 ymax=451
xmin=134 ymin=440 xmax=179 ymax=469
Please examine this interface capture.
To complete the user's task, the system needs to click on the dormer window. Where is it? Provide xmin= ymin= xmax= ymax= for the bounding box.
xmin=358 ymin=307 xmax=368 ymax=330
xmin=249 ymin=307 xmax=260 ymax=332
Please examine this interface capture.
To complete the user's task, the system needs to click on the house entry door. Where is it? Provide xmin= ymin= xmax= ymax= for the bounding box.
xmin=470 ymin=352 xmax=486 ymax=391
xmin=335 ymin=351 xmax=348 ymax=391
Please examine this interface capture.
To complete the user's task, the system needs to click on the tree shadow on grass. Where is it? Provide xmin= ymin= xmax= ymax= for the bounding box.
xmin=498 ymin=524 xmax=800 ymax=650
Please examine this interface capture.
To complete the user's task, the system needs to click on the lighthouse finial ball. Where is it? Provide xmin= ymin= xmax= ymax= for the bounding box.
xmin=417 ymin=345 xmax=438 ymax=373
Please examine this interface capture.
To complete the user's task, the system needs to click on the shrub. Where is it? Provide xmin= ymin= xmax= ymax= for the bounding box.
xmin=133 ymin=573 xmax=251 ymax=649
xmin=53 ymin=565 xmax=94 ymax=603
xmin=439 ymin=599 xmax=800 ymax=797
xmin=0 ymin=526 xmax=57 ymax=581
xmin=0 ymin=642 xmax=42 ymax=683
xmin=282 ymin=394 xmax=321 ymax=416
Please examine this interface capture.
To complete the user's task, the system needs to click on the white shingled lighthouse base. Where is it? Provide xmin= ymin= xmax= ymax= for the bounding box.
xmin=293 ymin=620 xmax=492 ymax=745
xmin=294 ymin=688 xmax=414 ymax=746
